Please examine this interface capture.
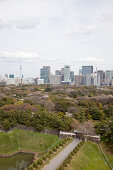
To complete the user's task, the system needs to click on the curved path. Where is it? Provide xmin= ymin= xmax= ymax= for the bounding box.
xmin=43 ymin=139 xmax=80 ymax=170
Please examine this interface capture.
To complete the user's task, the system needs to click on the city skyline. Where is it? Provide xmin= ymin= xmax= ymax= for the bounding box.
xmin=0 ymin=64 xmax=113 ymax=78
xmin=1 ymin=65 xmax=113 ymax=86
xmin=0 ymin=0 xmax=113 ymax=77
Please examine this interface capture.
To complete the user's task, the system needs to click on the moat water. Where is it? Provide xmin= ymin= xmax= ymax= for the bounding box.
xmin=0 ymin=153 xmax=34 ymax=170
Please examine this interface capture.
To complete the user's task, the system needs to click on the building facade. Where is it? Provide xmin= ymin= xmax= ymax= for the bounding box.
xmin=40 ymin=66 xmax=50 ymax=84
xmin=50 ymin=75 xmax=62 ymax=84
xmin=82 ymin=66 xmax=93 ymax=85
xmin=64 ymin=65 xmax=71 ymax=82
xmin=70 ymin=71 xmax=74 ymax=83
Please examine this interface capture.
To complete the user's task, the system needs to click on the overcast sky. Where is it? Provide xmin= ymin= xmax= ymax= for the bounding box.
xmin=0 ymin=0 xmax=113 ymax=78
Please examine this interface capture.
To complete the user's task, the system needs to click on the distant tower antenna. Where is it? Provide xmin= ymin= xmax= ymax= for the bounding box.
xmin=20 ymin=65 xmax=22 ymax=78
xmin=20 ymin=64 xmax=22 ymax=85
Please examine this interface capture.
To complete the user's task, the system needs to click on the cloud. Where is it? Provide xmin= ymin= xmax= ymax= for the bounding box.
xmin=0 ymin=51 xmax=40 ymax=62
xmin=15 ymin=17 xmax=40 ymax=29
xmin=99 ymin=13 xmax=113 ymax=22
xmin=77 ymin=57 xmax=104 ymax=63
xmin=65 ymin=25 xmax=96 ymax=36
xmin=0 ymin=16 xmax=41 ymax=29
xmin=44 ymin=57 xmax=58 ymax=61
xmin=0 ymin=17 xmax=10 ymax=28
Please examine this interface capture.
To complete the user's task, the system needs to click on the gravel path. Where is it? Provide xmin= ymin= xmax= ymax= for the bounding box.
xmin=43 ymin=139 xmax=80 ymax=170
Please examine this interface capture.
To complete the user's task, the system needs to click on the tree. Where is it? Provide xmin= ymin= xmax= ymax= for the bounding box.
xmin=95 ymin=117 xmax=113 ymax=146
xmin=45 ymin=100 xmax=55 ymax=112
xmin=3 ymin=119 xmax=11 ymax=130
xmin=0 ymin=97 xmax=14 ymax=107
xmin=88 ymin=106 xmax=104 ymax=120
xmin=54 ymin=98 xmax=74 ymax=113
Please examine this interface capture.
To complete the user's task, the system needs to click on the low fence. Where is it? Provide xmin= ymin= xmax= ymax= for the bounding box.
xmin=0 ymin=150 xmax=37 ymax=158
xmin=0 ymin=125 xmax=59 ymax=136
xmin=98 ymin=144 xmax=113 ymax=170
xmin=0 ymin=125 xmax=36 ymax=133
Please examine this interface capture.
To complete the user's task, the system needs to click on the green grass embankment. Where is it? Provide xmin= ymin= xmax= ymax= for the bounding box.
xmin=65 ymin=141 xmax=112 ymax=170
xmin=0 ymin=129 xmax=59 ymax=155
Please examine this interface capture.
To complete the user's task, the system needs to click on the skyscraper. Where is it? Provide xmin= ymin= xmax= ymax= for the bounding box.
xmin=55 ymin=70 xmax=61 ymax=75
xmin=40 ymin=66 xmax=50 ymax=84
xmin=70 ymin=71 xmax=74 ymax=83
xmin=82 ymin=66 xmax=93 ymax=85
xmin=97 ymin=70 xmax=104 ymax=86
xmin=105 ymin=70 xmax=112 ymax=86
xmin=64 ymin=65 xmax=71 ymax=82
xmin=61 ymin=68 xmax=64 ymax=81
xmin=82 ymin=66 xmax=93 ymax=75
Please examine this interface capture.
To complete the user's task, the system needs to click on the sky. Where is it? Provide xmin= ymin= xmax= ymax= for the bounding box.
xmin=0 ymin=0 xmax=113 ymax=78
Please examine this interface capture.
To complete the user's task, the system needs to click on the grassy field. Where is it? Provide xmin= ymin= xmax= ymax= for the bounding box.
xmin=0 ymin=129 xmax=59 ymax=154
xmin=101 ymin=143 xmax=113 ymax=167
xmin=65 ymin=141 xmax=111 ymax=170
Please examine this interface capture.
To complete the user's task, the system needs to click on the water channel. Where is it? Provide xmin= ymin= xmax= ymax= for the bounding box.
xmin=0 ymin=153 xmax=34 ymax=170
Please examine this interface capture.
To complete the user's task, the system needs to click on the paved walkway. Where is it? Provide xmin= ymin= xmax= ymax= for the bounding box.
xmin=43 ymin=139 xmax=80 ymax=170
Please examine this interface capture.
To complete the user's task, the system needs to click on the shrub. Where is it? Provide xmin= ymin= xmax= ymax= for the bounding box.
xmin=64 ymin=138 xmax=67 ymax=142
xmin=70 ymin=151 xmax=74 ymax=156
xmin=73 ymin=149 xmax=77 ymax=153
xmin=66 ymin=137 xmax=68 ymax=140
xmin=79 ymin=143 xmax=83 ymax=146
xmin=76 ymin=147 xmax=79 ymax=151
xmin=81 ymin=141 xmax=84 ymax=145
xmin=58 ymin=166 xmax=64 ymax=170
xmin=56 ymin=145 xmax=59 ymax=149
xmin=42 ymin=156 xmax=47 ymax=161
xmin=27 ymin=166 xmax=33 ymax=170
xmin=46 ymin=153 xmax=51 ymax=158
xmin=77 ymin=144 xmax=81 ymax=147
xmin=49 ymin=150 xmax=53 ymax=154
xmin=68 ymin=155 xmax=72 ymax=159
xmin=62 ymin=162 xmax=67 ymax=167
xmin=33 ymin=162 xmax=38 ymax=168
xmin=59 ymin=143 xmax=63 ymax=146
xmin=65 ymin=158 xmax=71 ymax=164
xmin=53 ymin=148 xmax=57 ymax=152
xmin=62 ymin=140 xmax=66 ymax=144
xmin=59 ymin=143 xmax=62 ymax=146
xmin=37 ymin=159 xmax=43 ymax=165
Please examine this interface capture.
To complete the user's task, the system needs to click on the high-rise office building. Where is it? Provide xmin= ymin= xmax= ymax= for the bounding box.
xmin=82 ymin=66 xmax=93 ymax=75
xmin=9 ymin=74 xmax=14 ymax=79
xmin=92 ymin=72 xmax=98 ymax=86
xmin=82 ymin=66 xmax=93 ymax=85
xmin=50 ymin=75 xmax=62 ymax=84
xmin=97 ymin=70 xmax=104 ymax=86
xmin=5 ymin=74 xmax=8 ymax=78
xmin=61 ymin=68 xmax=64 ymax=81
xmin=64 ymin=65 xmax=71 ymax=82
xmin=74 ymin=75 xmax=84 ymax=85
xmin=55 ymin=70 xmax=61 ymax=75
xmin=79 ymin=69 xmax=82 ymax=75
xmin=70 ymin=71 xmax=74 ymax=83
xmin=111 ymin=70 xmax=113 ymax=79
xmin=105 ymin=70 xmax=112 ymax=86
xmin=40 ymin=66 xmax=50 ymax=84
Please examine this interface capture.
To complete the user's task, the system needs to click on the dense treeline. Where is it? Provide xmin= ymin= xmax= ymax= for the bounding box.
xmin=0 ymin=85 xmax=113 ymax=146
xmin=0 ymin=109 xmax=72 ymax=131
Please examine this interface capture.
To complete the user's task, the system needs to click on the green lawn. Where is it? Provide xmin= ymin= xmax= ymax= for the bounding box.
xmin=0 ymin=129 xmax=59 ymax=155
xmin=101 ymin=143 xmax=113 ymax=167
xmin=65 ymin=141 xmax=111 ymax=170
